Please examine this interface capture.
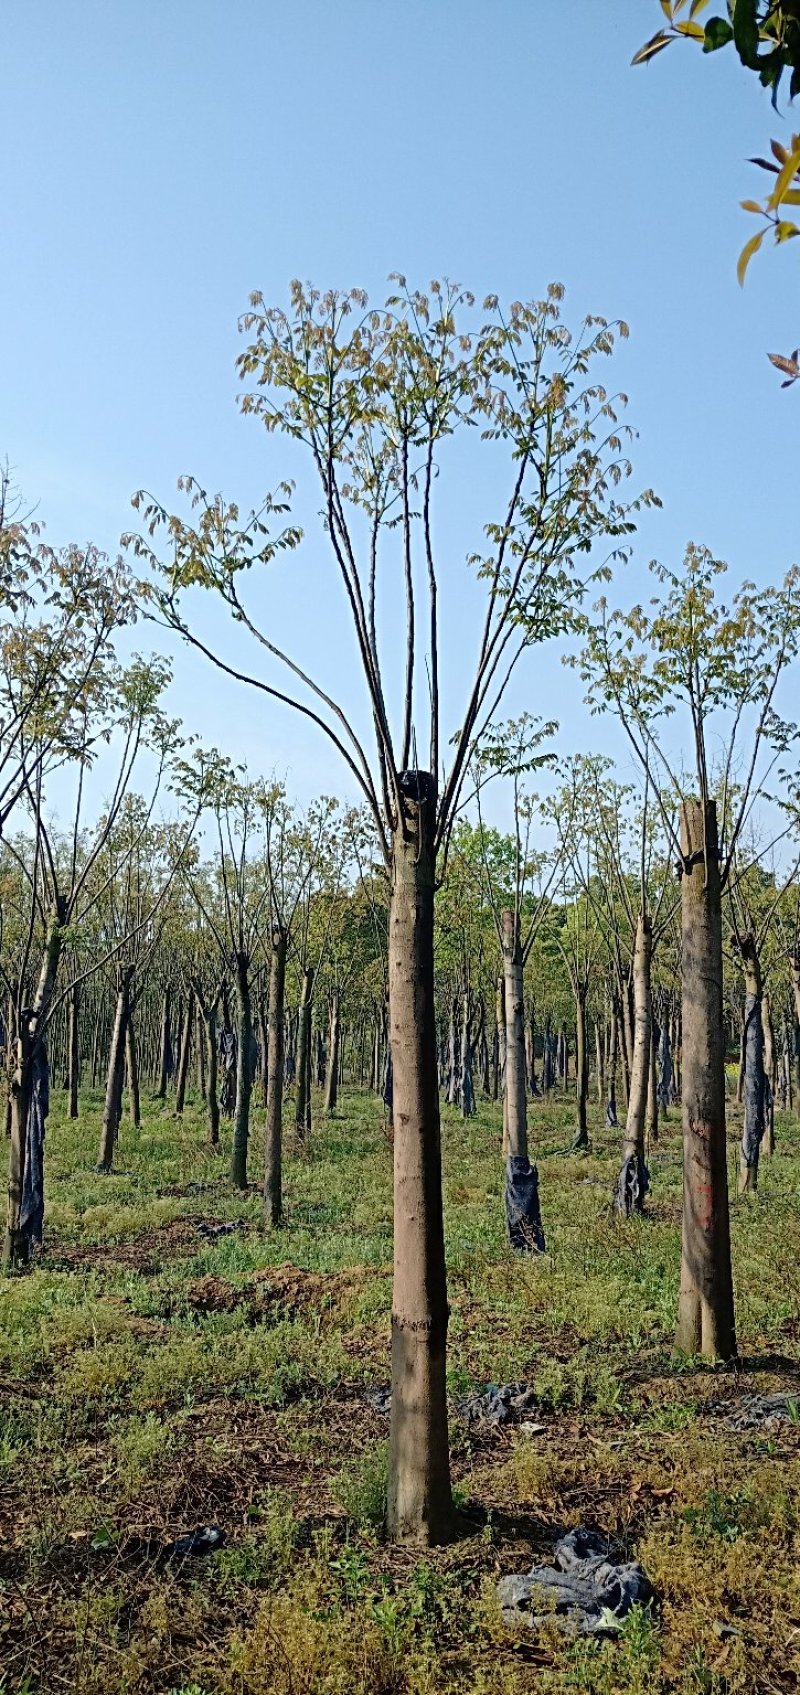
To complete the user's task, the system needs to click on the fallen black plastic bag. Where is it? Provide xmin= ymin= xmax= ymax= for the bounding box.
xmin=195 ymin=1219 xmax=246 ymax=1240
xmin=165 ymin=1524 xmax=225 ymax=1560
xmin=497 ymin=1526 xmax=652 ymax=1635
xmin=457 ymin=1381 xmax=538 ymax=1429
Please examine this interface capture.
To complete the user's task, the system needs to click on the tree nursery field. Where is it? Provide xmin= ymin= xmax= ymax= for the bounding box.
xmin=3 ymin=1083 xmax=800 ymax=1695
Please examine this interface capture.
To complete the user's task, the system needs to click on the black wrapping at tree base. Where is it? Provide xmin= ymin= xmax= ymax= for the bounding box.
xmin=613 ymin=1151 xmax=649 ymax=1217
xmin=505 ymin=1154 xmax=545 ymax=1253
xmin=605 ymin=1093 xmax=618 ymax=1128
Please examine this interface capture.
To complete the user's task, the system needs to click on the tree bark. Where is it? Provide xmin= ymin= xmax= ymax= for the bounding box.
xmin=4 ymin=904 xmax=64 ymax=1264
xmin=67 ymin=986 xmax=80 ymax=1120
xmin=174 ymin=987 xmax=194 ymax=1114
xmin=790 ymin=950 xmax=800 ymax=1110
xmin=98 ymin=974 xmax=132 ymax=1172
xmin=675 ymin=799 xmax=736 ymax=1360
xmin=737 ymin=936 xmax=766 ymax=1193
xmin=763 ymin=990 xmax=776 ymax=1157
xmin=324 ymin=989 xmax=340 ymax=1116
xmin=573 ymin=990 xmax=589 ymax=1149
xmin=156 ymin=989 xmax=171 ymax=1099
xmin=231 ymin=954 xmax=253 ymax=1189
xmin=614 ymin=913 xmax=651 ymax=1215
xmin=295 ymin=965 xmax=314 ymax=1143
xmin=502 ymin=912 xmax=528 ymax=1162
xmin=200 ymin=991 xmax=220 ymax=1148
xmin=387 ymin=771 xmax=453 ymax=1545
xmin=126 ymin=1013 xmax=141 ymax=1128
xmin=265 ymin=927 xmax=287 ymax=1225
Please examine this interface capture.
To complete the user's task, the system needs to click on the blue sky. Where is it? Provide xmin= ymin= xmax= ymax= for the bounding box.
xmin=3 ymin=1 xmax=797 ymax=819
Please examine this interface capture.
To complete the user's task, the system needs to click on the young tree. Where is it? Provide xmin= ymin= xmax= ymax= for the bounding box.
xmin=132 ymin=277 xmax=650 ymax=1541
xmin=579 ymin=546 xmax=800 ymax=1357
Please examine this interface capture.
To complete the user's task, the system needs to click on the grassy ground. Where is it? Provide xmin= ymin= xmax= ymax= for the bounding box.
xmin=3 ymin=1084 xmax=800 ymax=1695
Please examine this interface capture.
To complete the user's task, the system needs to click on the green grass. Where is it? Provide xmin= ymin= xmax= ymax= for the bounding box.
xmin=2 ymin=1083 xmax=800 ymax=1692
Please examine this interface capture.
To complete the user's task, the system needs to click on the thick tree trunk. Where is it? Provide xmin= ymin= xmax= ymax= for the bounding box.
xmin=295 ymin=966 xmax=314 ymax=1143
xmin=675 ymin=799 xmax=736 ymax=1361
xmin=387 ymin=772 xmax=453 ymax=1545
xmin=126 ymin=1013 xmax=141 ymax=1127
xmin=614 ymin=913 xmax=651 ymax=1215
xmin=265 ymin=928 xmax=287 ymax=1225
xmin=98 ymin=975 xmax=132 ymax=1172
xmin=737 ymin=936 xmax=766 ymax=1194
xmin=67 ymin=986 xmax=80 ymax=1120
xmin=231 ymin=954 xmax=253 ymax=1189
xmin=324 ymin=989 xmax=340 ymax=1116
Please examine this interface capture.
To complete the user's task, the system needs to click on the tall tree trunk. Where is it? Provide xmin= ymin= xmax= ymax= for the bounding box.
xmin=265 ymin=928 xmax=287 ymax=1225
xmin=501 ymin=910 xmax=544 ymax=1251
xmin=324 ymin=989 xmax=340 ymax=1115
xmin=738 ymin=936 xmax=766 ymax=1193
xmin=647 ymin=1018 xmax=659 ymax=1146
xmin=126 ymin=1013 xmax=141 ymax=1127
xmin=502 ymin=913 xmax=528 ymax=1162
xmin=98 ymin=974 xmax=132 ymax=1172
xmin=459 ymin=994 xmax=475 ymax=1117
xmin=595 ymin=1019 xmax=605 ymax=1106
xmin=295 ymin=966 xmax=314 ymax=1143
xmin=387 ymin=772 xmax=453 ymax=1545
xmin=196 ymin=988 xmax=220 ymax=1148
xmin=90 ymin=1006 xmax=102 ymax=1090
xmin=156 ymin=989 xmax=171 ymax=1099
xmin=196 ymin=1002 xmax=207 ymax=1101
xmin=5 ymin=1022 xmax=33 ymax=1266
xmin=231 ymin=954 xmax=253 ymax=1189
xmin=4 ymin=903 xmax=64 ymax=1265
xmin=572 ymin=990 xmax=589 ymax=1149
xmin=763 ymin=991 xmax=776 ymax=1157
xmin=67 ymin=985 xmax=80 ymax=1120
xmin=790 ymin=950 xmax=800 ymax=1111
xmin=675 ymin=799 xmax=736 ymax=1360
xmin=736 ymin=1011 xmax=747 ymax=1106
xmin=614 ymin=913 xmax=651 ymax=1215
xmin=175 ymin=986 xmax=195 ymax=1115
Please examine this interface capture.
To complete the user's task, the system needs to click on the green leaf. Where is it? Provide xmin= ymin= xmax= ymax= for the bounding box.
xmin=732 ymin=0 xmax=760 ymax=66
xmin=703 ymin=15 xmax=734 ymax=50
xmin=737 ymin=226 xmax=765 ymax=284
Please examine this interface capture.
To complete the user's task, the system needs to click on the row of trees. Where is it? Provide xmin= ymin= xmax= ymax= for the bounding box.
xmin=4 ymin=277 xmax=799 ymax=1546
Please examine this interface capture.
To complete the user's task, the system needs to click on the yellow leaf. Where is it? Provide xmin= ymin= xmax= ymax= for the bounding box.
xmin=737 ymin=228 xmax=765 ymax=285
xmin=631 ymin=30 xmax=673 ymax=64
xmin=740 ymin=200 xmax=764 ymax=213
xmin=768 ymin=143 xmax=800 ymax=210
xmin=675 ymin=18 xmax=705 ymax=37
xmin=775 ymin=220 xmax=800 ymax=243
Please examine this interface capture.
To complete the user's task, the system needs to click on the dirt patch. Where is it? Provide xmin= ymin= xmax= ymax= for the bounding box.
xmin=42 ymin=1217 xmax=242 ymax=1278
xmin=180 ymin=1262 xmax=374 ymax=1323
